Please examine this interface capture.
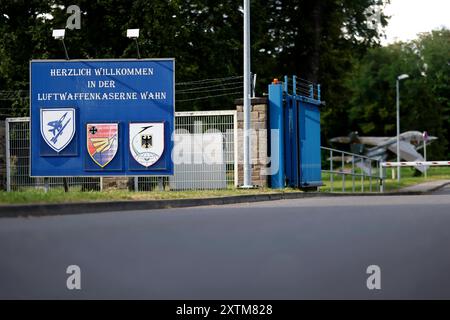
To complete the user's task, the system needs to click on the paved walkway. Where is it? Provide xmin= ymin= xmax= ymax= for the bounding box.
xmin=398 ymin=179 xmax=450 ymax=193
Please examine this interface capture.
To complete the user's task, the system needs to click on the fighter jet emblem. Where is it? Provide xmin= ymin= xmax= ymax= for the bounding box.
xmin=47 ymin=112 xmax=70 ymax=144
xmin=40 ymin=108 xmax=75 ymax=152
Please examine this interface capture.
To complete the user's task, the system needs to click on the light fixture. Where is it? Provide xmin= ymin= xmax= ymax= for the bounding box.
xmin=397 ymin=74 xmax=409 ymax=81
xmin=52 ymin=29 xmax=66 ymax=40
xmin=126 ymin=29 xmax=140 ymax=39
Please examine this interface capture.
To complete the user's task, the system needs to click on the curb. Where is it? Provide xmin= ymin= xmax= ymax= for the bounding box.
xmin=0 ymin=184 xmax=447 ymax=218
xmin=0 ymin=192 xmax=331 ymax=218
xmin=397 ymin=181 xmax=450 ymax=195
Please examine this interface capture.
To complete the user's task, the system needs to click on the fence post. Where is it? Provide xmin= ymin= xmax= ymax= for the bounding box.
xmin=342 ymin=152 xmax=345 ymax=192
xmin=330 ymin=149 xmax=333 ymax=192
xmin=352 ymin=155 xmax=355 ymax=193
xmin=63 ymin=178 xmax=69 ymax=192
xmin=5 ymin=119 xmax=11 ymax=192
xmin=134 ymin=177 xmax=138 ymax=192
xmin=379 ymin=163 xmax=384 ymax=193
xmin=361 ymin=158 xmax=364 ymax=193
xmin=233 ymin=111 xmax=239 ymax=187
xmin=44 ymin=178 xmax=49 ymax=193
xmin=158 ymin=177 xmax=164 ymax=191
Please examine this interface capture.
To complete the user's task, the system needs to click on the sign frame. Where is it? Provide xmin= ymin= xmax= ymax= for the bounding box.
xmin=29 ymin=58 xmax=175 ymax=177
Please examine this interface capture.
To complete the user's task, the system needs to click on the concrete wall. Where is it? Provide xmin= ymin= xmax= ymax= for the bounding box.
xmin=235 ymin=97 xmax=269 ymax=188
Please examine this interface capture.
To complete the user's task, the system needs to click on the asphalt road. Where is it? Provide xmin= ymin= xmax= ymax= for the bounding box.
xmin=1 ymin=188 xmax=450 ymax=299
xmin=431 ymin=184 xmax=450 ymax=195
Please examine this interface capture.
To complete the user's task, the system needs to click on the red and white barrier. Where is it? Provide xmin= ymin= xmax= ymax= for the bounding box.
xmin=381 ymin=161 xmax=450 ymax=167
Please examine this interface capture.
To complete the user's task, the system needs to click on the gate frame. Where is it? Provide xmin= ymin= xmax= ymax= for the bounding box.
xmin=268 ymin=76 xmax=324 ymax=190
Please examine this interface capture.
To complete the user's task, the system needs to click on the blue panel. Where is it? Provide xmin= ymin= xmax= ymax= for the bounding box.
xmin=284 ymin=96 xmax=292 ymax=186
xmin=268 ymin=83 xmax=285 ymax=189
xmin=30 ymin=59 xmax=174 ymax=177
xmin=299 ymin=101 xmax=322 ymax=186
xmin=291 ymin=99 xmax=300 ymax=187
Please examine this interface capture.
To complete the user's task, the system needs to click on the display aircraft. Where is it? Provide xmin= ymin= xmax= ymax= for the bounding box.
xmin=329 ymin=131 xmax=437 ymax=173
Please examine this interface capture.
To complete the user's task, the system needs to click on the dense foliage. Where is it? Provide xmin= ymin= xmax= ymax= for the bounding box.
xmin=1 ymin=0 xmax=448 ymax=156
xmin=346 ymin=30 xmax=450 ymax=158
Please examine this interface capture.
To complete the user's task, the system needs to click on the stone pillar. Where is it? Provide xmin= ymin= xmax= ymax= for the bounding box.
xmin=235 ymin=97 xmax=269 ymax=187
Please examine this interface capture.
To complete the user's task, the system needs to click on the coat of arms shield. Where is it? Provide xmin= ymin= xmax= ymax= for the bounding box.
xmin=129 ymin=123 xmax=165 ymax=167
xmin=40 ymin=108 xmax=76 ymax=152
xmin=87 ymin=123 xmax=119 ymax=168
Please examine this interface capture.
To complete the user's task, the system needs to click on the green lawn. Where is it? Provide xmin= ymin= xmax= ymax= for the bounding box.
xmin=1 ymin=167 xmax=449 ymax=205
xmin=320 ymin=166 xmax=450 ymax=193
xmin=0 ymin=187 xmax=299 ymax=205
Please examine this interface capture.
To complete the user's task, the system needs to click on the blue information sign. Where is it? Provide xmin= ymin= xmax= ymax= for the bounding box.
xmin=30 ymin=59 xmax=174 ymax=177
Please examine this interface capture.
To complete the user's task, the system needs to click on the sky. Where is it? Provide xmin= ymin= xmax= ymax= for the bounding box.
xmin=382 ymin=0 xmax=450 ymax=45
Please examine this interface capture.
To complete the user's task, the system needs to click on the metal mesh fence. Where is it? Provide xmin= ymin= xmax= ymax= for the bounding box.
xmin=138 ymin=111 xmax=236 ymax=191
xmin=5 ymin=118 xmax=101 ymax=192
xmin=5 ymin=111 xmax=237 ymax=192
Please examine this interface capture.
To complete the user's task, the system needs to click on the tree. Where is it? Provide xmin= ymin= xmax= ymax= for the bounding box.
xmin=0 ymin=0 xmax=54 ymax=117
xmin=345 ymin=28 xmax=450 ymax=158
xmin=250 ymin=0 xmax=390 ymax=142
xmin=1 ymin=0 xmax=390 ymax=116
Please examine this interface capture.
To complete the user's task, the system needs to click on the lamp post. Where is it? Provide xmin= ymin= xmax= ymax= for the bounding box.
xmin=242 ymin=0 xmax=252 ymax=188
xmin=52 ymin=29 xmax=70 ymax=192
xmin=126 ymin=29 xmax=143 ymax=191
xmin=396 ymin=74 xmax=409 ymax=182
xmin=126 ymin=29 xmax=141 ymax=59
xmin=52 ymin=29 xmax=69 ymax=60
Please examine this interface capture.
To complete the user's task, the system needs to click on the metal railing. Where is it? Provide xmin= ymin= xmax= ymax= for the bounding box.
xmin=321 ymin=146 xmax=382 ymax=193
xmin=5 ymin=111 xmax=237 ymax=192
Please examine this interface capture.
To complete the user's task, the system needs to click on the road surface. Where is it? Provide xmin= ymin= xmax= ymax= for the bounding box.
xmin=1 ymin=188 xmax=450 ymax=299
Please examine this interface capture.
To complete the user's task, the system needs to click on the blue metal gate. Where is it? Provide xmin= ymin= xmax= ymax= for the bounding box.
xmin=269 ymin=76 xmax=323 ymax=189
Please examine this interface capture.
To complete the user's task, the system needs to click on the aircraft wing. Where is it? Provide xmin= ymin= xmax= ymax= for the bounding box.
xmin=327 ymin=156 xmax=353 ymax=162
xmin=387 ymin=141 xmax=428 ymax=172
xmin=329 ymin=136 xmax=351 ymax=144
xmin=387 ymin=141 xmax=423 ymax=161
xmin=329 ymin=136 xmax=390 ymax=145
xmin=357 ymin=137 xmax=390 ymax=146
